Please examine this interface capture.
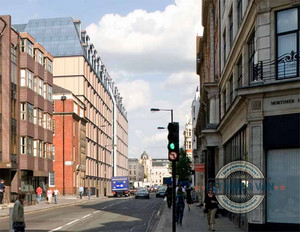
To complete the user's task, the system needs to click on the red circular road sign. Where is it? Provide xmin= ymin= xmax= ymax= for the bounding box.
xmin=169 ymin=152 xmax=178 ymax=161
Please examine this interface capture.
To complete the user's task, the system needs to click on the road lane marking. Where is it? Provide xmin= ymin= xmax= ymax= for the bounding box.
xmin=49 ymin=226 xmax=62 ymax=231
xmin=82 ymin=214 xmax=91 ymax=218
xmin=93 ymin=210 xmax=100 ymax=213
xmin=102 ymin=206 xmax=107 ymax=209
xmin=66 ymin=219 xmax=80 ymax=225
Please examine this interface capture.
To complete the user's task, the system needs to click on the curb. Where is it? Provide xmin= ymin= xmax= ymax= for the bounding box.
xmin=147 ymin=198 xmax=166 ymax=232
xmin=0 ymin=197 xmax=108 ymax=219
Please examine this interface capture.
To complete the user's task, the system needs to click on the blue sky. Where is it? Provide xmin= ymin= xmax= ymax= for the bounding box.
xmin=1 ymin=0 xmax=202 ymax=159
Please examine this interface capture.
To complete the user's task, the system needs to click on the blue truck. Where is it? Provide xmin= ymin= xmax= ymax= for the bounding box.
xmin=111 ymin=176 xmax=130 ymax=197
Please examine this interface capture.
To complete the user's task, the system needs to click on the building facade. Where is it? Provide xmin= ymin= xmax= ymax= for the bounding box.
xmin=52 ymin=85 xmax=86 ymax=195
xmin=150 ymin=159 xmax=171 ymax=186
xmin=128 ymin=158 xmax=144 ymax=183
xmin=0 ymin=15 xmax=20 ymax=203
xmin=19 ymin=32 xmax=54 ymax=203
xmin=196 ymin=0 xmax=300 ymax=231
xmin=14 ymin=17 xmax=128 ymax=196
xmin=183 ymin=115 xmax=193 ymax=161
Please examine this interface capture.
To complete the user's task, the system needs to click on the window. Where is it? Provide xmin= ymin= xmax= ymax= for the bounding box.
xmin=38 ymin=109 xmax=43 ymax=126
xmin=237 ymin=0 xmax=243 ymax=28
xmin=44 ymin=143 xmax=47 ymax=158
xmin=52 ymin=145 xmax=55 ymax=161
xmin=49 ymin=172 xmax=55 ymax=187
xmin=28 ymin=70 xmax=33 ymax=90
xmin=20 ymin=137 xmax=26 ymax=154
xmin=47 ymin=59 xmax=53 ymax=73
xmin=229 ymin=75 xmax=233 ymax=103
xmin=74 ymin=103 xmax=78 ymax=114
xmin=223 ymin=30 xmax=227 ymax=64
xmin=248 ymin=32 xmax=255 ymax=82
xmin=20 ymin=70 xmax=26 ymax=86
xmin=43 ymin=113 xmax=47 ymax=129
xmin=47 ymin=85 xmax=52 ymax=101
xmin=27 ymin=40 xmax=33 ymax=57
xmin=43 ymin=84 xmax=47 ymax=99
xmin=36 ymin=49 xmax=44 ymax=65
xmin=38 ymin=78 xmax=43 ymax=95
xmin=53 ymin=120 xmax=55 ymax=135
xmin=33 ymin=140 xmax=38 ymax=156
xmin=39 ymin=141 xmax=43 ymax=157
xmin=27 ymin=137 xmax=33 ymax=155
xmin=33 ymin=109 xmax=37 ymax=125
xmin=276 ymin=7 xmax=299 ymax=79
xmin=21 ymin=103 xmax=26 ymax=120
xmin=11 ymin=45 xmax=17 ymax=85
xmin=229 ymin=9 xmax=233 ymax=48
xmin=237 ymin=57 xmax=243 ymax=87
xmin=27 ymin=104 xmax=33 ymax=123
xmin=47 ymin=114 xmax=52 ymax=130
xmin=223 ymin=88 xmax=226 ymax=113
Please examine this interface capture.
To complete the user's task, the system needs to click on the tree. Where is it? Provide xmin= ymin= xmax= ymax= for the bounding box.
xmin=176 ymin=147 xmax=192 ymax=182
xmin=144 ymin=173 xmax=147 ymax=179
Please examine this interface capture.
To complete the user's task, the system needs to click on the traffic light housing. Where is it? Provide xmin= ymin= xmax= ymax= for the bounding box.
xmin=167 ymin=122 xmax=179 ymax=161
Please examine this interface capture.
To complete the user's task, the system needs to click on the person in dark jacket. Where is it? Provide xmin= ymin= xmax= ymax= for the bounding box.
xmin=176 ymin=186 xmax=186 ymax=225
xmin=204 ymin=189 xmax=218 ymax=231
xmin=12 ymin=193 xmax=26 ymax=232
xmin=185 ymin=185 xmax=193 ymax=211
xmin=165 ymin=184 xmax=172 ymax=208
xmin=0 ymin=179 xmax=5 ymax=204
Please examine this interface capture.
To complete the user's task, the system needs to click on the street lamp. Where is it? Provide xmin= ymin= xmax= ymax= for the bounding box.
xmin=150 ymin=107 xmax=176 ymax=232
xmin=61 ymin=95 xmax=67 ymax=196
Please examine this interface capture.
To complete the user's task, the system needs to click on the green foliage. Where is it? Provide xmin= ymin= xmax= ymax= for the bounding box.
xmin=176 ymin=147 xmax=192 ymax=182
xmin=144 ymin=173 xmax=147 ymax=179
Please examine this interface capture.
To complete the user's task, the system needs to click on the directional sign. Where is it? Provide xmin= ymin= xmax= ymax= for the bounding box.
xmin=169 ymin=152 xmax=178 ymax=161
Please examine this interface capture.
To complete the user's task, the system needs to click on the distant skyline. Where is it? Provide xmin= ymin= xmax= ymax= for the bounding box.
xmin=1 ymin=0 xmax=203 ymax=159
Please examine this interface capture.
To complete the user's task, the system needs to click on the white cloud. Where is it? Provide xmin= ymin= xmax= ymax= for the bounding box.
xmin=117 ymin=80 xmax=152 ymax=112
xmin=160 ymin=72 xmax=199 ymax=95
xmin=86 ymin=0 xmax=203 ymax=74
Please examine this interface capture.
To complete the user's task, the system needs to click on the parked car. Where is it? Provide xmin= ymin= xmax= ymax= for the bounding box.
xmin=156 ymin=185 xmax=167 ymax=198
xmin=135 ymin=187 xmax=150 ymax=199
xmin=129 ymin=187 xmax=137 ymax=195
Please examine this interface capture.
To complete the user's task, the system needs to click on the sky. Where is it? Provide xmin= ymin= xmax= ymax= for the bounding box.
xmin=1 ymin=0 xmax=203 ymax=159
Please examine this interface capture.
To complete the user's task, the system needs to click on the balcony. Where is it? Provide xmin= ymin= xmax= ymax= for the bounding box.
xmin=251 ymin=51 xmax=299 ymax=84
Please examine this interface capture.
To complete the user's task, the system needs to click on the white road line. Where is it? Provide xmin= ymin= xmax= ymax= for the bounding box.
xmin=66 ymin=219 xmax=80 ymax=225
xmin=102 ymin=206 xmax=107 ymax=209
xmin=49 ymin=226 xmax=62 ymax=231
xmin=93 ymin=210 xmax=100 ymax=213
xmin=82 ymin=214 xmax=91 ymax=219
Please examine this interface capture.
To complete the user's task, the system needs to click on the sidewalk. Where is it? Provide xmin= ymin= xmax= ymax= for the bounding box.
xmin=156 ymin=203 xmax=244 ymax=232
xmin=0 ymin=195 xmax=106 ymax=218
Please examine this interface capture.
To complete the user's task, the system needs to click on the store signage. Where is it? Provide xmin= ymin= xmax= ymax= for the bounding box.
xmin=194 ymin=164 xmax=205 ymax=173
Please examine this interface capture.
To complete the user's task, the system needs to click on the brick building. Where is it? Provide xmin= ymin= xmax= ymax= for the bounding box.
xmin=52 ymin=85 xmax=86 ymax=195
xmin=19 ymin=31 xmax=54 ymax=203
xmin=0 ymin=15 xmax=20 ymax=203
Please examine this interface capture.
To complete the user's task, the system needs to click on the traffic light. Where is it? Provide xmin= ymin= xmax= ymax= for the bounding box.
xmin=167 ymin=122 xmax=179 ymax=161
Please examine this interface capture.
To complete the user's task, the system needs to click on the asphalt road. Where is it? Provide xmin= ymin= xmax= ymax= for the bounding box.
xmin=0 ymin=193 xmax=164 ymax=232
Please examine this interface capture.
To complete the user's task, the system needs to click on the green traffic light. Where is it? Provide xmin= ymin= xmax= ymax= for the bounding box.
xmin=170 ymin=143 xmax=175 ymax=150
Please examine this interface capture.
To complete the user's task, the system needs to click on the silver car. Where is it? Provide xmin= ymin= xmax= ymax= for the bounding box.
xmin=135 ymin=187 xmax=150 ymax=199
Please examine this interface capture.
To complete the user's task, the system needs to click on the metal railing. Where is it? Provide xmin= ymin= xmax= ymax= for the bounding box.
xmin=252 ymin=51 xmax=299 ymax=83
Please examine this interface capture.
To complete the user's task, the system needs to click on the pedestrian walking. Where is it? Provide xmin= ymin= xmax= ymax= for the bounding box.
xmin=0 ymin=179 xmax=6 ymax=204
xmin=53 ymin=189 xmax=60 ymax=204
xmin=87 ymin=187 xmax=91 ymax=199
xmin=204 ymin=189 xmax=218 ymax=231
xmin=165 ymin=184 xmax=172 ymax=208
xmin=78 ymin=185 xmax=83 ymax=199
xmin=175 ymin=186 xmax=186 ymax=225
xmin=47 ymin=189 xmax=53 ymax=204
xmin=185 ymin=185 xmax=193 ymax=211
xmin=36 ymin=186 xmax=42 ymax=204
xmin=12 ymin=193 xmax=26 ymax=232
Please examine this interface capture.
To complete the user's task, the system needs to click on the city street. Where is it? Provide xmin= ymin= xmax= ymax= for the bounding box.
xmin=0 ymin=194 xmax=163 ymax=232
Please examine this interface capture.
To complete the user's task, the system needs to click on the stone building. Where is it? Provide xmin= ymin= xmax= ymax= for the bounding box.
xmin=196 ymin=0 xmax=300 ymax=231
xmin=139 ymin=151 xmax=152 ymax=183
xmin=150 ymin=159 xmax=171 ymax=186
xmin=128 ymin=158 xmax=144 ymax=183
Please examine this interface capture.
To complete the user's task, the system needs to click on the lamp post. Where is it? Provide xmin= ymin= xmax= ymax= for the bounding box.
xmin=61 ymin=95 xmax=67 ymax=196
xmin=150 ymin=108 xmax=176 ymax=232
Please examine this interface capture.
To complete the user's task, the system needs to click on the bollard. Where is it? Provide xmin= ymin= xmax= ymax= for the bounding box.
xmin=9 ymin=206 xmax=14 ymax=232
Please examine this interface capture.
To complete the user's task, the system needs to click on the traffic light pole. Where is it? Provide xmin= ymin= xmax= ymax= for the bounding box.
xmin=170 ymin=110 xmax=176 ymax=232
